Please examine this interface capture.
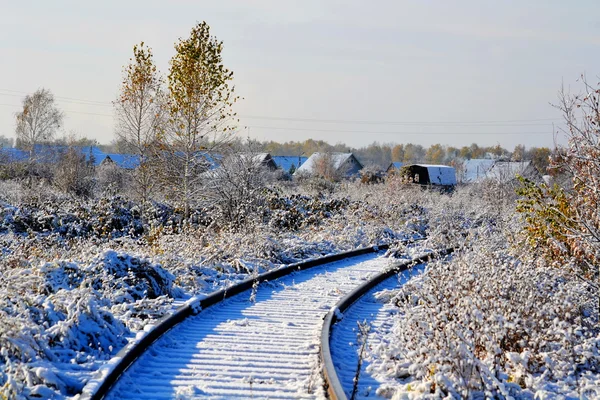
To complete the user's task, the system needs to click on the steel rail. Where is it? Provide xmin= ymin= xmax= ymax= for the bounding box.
xmin=81 ymin=241 xmax=424 ymax=400
xmin=320 ymin=248 xmax=454 ymax=400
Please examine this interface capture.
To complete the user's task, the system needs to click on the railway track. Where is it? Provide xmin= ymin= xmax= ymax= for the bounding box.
xmin=82 ymin=243 xmax=419 ymax=399
xmin=321 ymin=249 xmax=452 ymax=400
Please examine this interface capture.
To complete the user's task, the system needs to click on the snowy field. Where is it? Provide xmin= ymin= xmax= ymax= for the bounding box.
xmin=1 ymin=173 xmax=599 ymax=399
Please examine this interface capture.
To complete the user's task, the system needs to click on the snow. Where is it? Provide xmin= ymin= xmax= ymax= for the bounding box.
xmin=363 ymin=233 xmax=600 ymax=399
xmin=329 ymin=264 xmax=425 ymax=399
xmin=486 ymin=160 xmax=533 ymax=182
xmin=0 ymin=180 xmax=425 ymax=398
xmin=1 ymin=175 xmax=596 ymax=399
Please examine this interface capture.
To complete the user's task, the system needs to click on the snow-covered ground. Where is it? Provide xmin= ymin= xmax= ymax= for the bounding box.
xmin=365 ymin=233 xmax=600 ymax=399
xmin=9 ymin=177 xmax=580 ymax=399
xmin=0 ymin=181 xmax=437 ymax=399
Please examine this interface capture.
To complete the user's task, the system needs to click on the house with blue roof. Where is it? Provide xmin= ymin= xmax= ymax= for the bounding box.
xmin=386 ymin=161 xmax=404 ymax=173
xmin=272 ymin=155 xmax=308 ymax=174
xmin=79 ymin=146 xmax=108 ymax=166
xmin=102 ymin=154 xmax=141 ymax=170
xmin=0 ymin=147 xmax=29 ymax=163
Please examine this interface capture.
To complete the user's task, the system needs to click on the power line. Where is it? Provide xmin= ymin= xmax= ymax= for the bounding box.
xmin=0 ymin=103 xmax=113 ymax=117
xmin=247 ymin=125 xmax=553 ymax=135
xmin=0 ymin=103 xmax=556 ymax=134
xmin=241 ymin=115 xmax=563 ymax=126
xmin=0 ymin=88 xmax=563 ymax=126
xmin=0 ymin=89 xmax=112 ymax=107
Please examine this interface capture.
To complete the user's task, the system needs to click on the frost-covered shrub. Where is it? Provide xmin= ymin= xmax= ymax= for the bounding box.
xmin=96 ymin=162 xmax=127 ymax=194
xmin=372 ymin=232 xmax=600 ymax=399
xmin=295 ymin=174 xmax=338 ymax=194
xmin=265 ymin=192 xmax=350 ymax=231
xmin=0 ymin=195 xmax=146 ymax=238
xmin=1 ymin=175 xmax=482 ymax=398
xmin=0 ymin=258 xmax=133 ymax=398
xmin=85 ymin=250 xmax=176 ymax=301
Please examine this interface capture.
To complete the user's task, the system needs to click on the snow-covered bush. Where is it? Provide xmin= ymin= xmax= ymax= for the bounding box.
xmin=517 ymin=77 xmax=600 ymax=282
xmin=371 ymin=231 xmax=600 ymax=399
xmin=0 ymin=177 xmax=493 ymax=398
xmin=53 ymin=147 xmax=95 ymax=198
xmin=201 ymin=151 xmax=272 ymax=229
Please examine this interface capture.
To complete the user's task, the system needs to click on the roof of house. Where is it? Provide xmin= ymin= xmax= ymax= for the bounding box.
xmin=486 ymin=161 xmax=535 ymax=182
xmin=387 ymin=161 xmax=404 ymax=170
xmin=462 ymin=159 xmax=496 ymax=183
xmin=0 ymin=147 xmax=29 ymax=162
xmin=411 ymin=164 xmax=457 ymax=185
xmin=104 ymin=154 xmax=140 ymax=169
xmin=272 ymin=155 xmax=308 ymax=172
xmin=28 ymin=145 xmax=108 ymax=165
xmin=78 ymin=146 xmax=108 ymax=166
xmin=295 ymin=152 xmax=362 ymax=174
xmin=236 ymin=153 xmax=277 ymax=170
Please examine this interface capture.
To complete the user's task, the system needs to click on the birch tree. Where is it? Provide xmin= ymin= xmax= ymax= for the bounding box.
xmin=15 ymin=88 xmax=63 ymax=159
xmin=159 ymin=21 xmax=238 ymax=218
xmin=114 ymin=42 xmax=162 ymax=203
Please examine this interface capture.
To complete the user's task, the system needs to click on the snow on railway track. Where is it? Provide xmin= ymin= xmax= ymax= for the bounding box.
xmin=102 ymin=250 xmax=395 ymax=399
xmin=321 ymin=249 xmax=452 ymax=400
xmin=328 ymin=265 xmax=425 ymax=399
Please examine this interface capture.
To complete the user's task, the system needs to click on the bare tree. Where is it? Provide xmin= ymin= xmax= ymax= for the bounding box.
xmin=0 ymin=135 xmax=13 ymax=148
xmin=312 ymin=152 xmax=350 ymax=182
xmin=114 ymin=42 xmax=162 ymax=204
xmin=15 ymin=88 xmax=63 ymax=159
xmin=53 ymin=139 xmax=95 ymax=197
xmin=203 ymin=144 xmax=272 ymax=228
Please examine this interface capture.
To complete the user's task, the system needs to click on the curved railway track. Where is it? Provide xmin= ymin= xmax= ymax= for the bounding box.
xmin=81 ymin=243 xmax=422 ymax=399
xmin=321 ymin=249 xmax=453 ymax=400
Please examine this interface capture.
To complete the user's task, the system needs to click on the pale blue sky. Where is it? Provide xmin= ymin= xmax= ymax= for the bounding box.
xmin=1 ymin=0 xmax=599 ymax=149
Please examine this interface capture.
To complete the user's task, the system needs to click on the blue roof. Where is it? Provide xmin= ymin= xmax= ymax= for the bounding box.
xmin=79 ymin=146 xmax=108 ymax=166
xmin=105 ymin=154 xmax=140 ymax=169
xmin=272 ymin=156 xmax=308 ymax=173
xmin=196 ymin=152 xmax=222 ymax=170
xmin=0 ymin=147 xmax=29 ymax=162
xmin=31 ymin=144 xmax=66 ymax=163
xmin=0 ymin=145 xmax=109 ymax=165
xmin=30 ymin=145 xmax=107 ymax=165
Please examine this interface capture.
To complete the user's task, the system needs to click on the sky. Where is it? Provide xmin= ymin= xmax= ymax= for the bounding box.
xmin=1 ymin=0 xmax=599 ymax=150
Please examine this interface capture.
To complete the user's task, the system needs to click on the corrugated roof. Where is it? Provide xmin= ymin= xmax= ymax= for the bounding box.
xmin=411 ymin=164 xmax=457 ymax=185
xmin=79 ymin=146 xmax=108 ymax=166
xmin=486 ymin=161 xmax=532 ymax=182
xmin=272 ymin=156 xmax=308 ymax=173
xmin=0 ymin=148 xmax=29 ymax=162
xmin=462 ymin=159 xmax=496 ymax=183
xmin=295 ymin=153 xmax=360 ymax=174
xmin=104 ymin=154 xmax=140 ymax=169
